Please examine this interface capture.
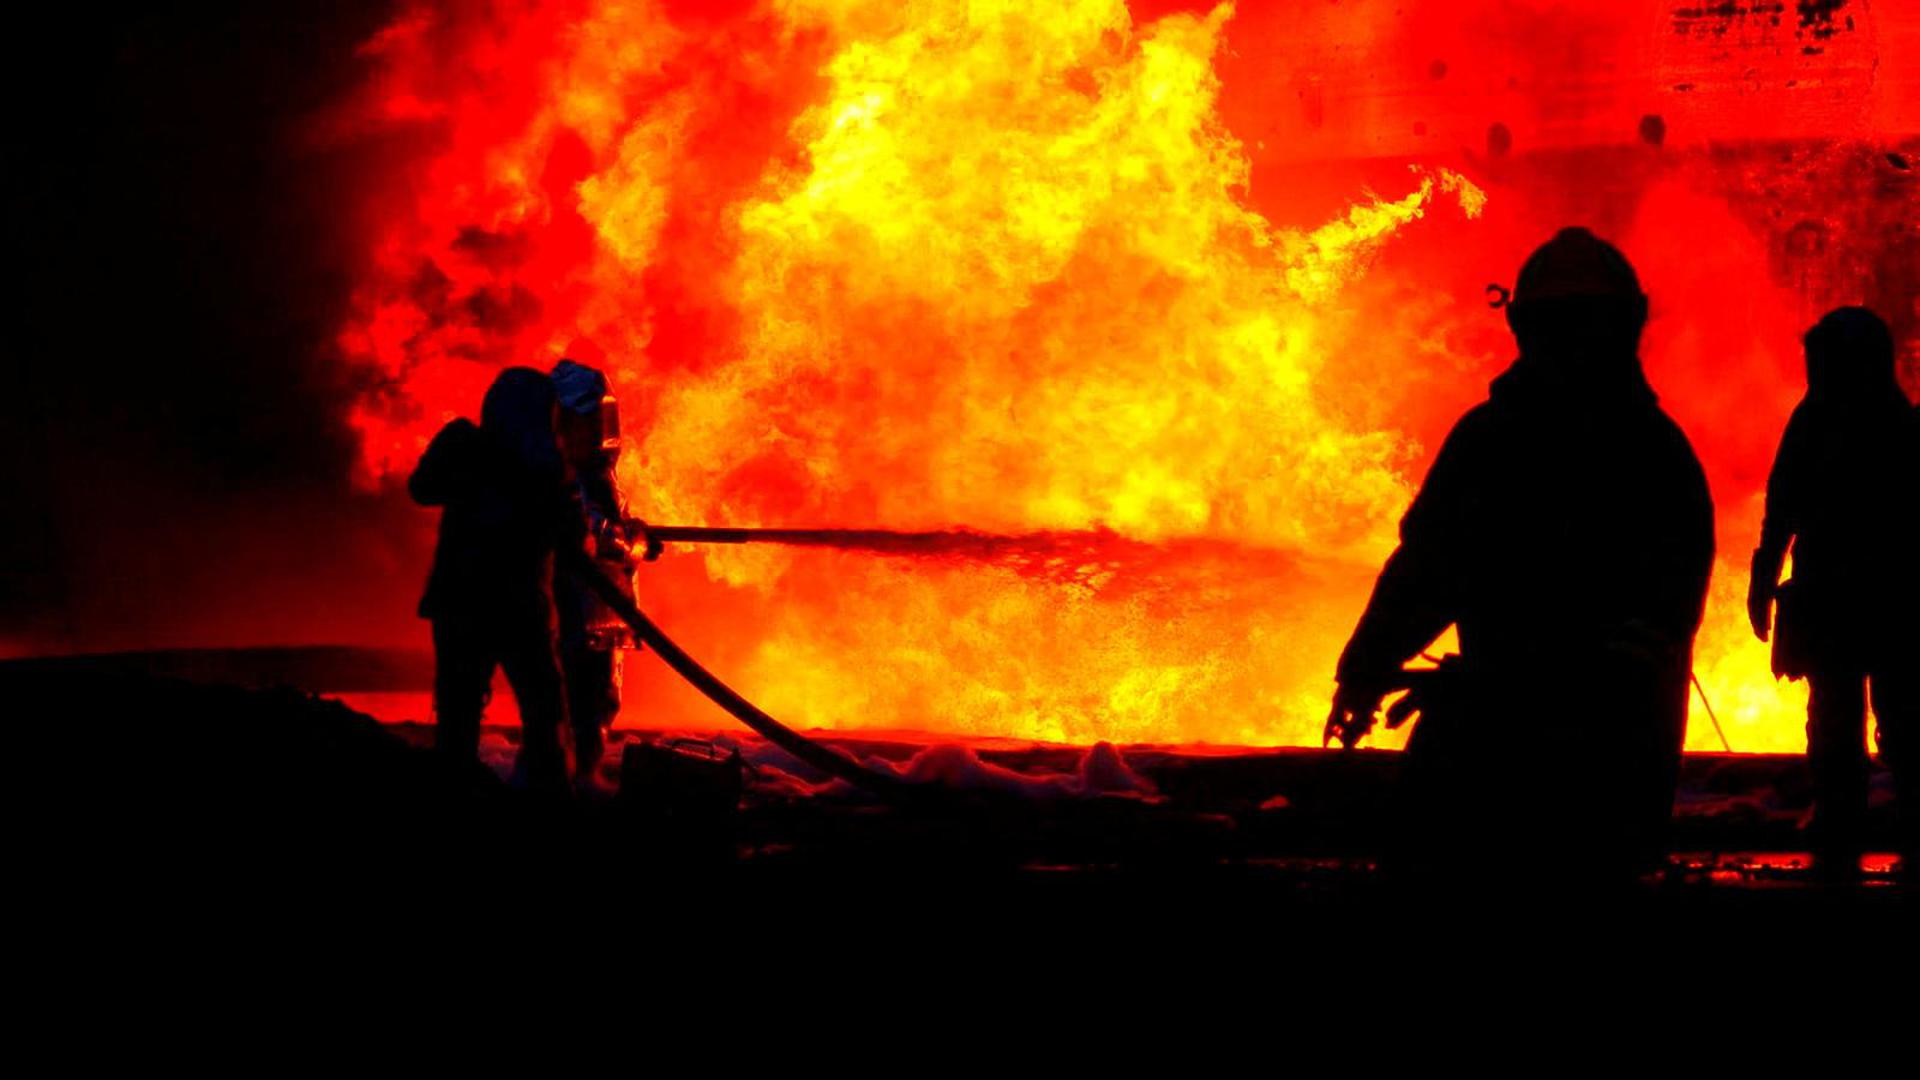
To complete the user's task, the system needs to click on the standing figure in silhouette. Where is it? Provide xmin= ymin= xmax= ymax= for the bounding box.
xmin=1748 ymin=307 xmax=1919 ymax=876
xmin=410 ymin=367 xmax=583 ymax=795
xmin=1328 ymin=228 xmax=1715 ymax=884
xmin=550 ymin=353 xmax=659 ymax=789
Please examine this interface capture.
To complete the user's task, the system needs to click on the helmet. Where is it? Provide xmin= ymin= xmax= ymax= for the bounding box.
xmin=551 ymin=358 xmax=608 ymax=415
xmin=480 ymin=366 xmax=563 ymax=473
xmin=1504 ymin=228 xmax=1648 ymax=358
xmin=551 ymin=357 xmax=621 ymax=458
xmin=1803 ymin=306 xmax=1897 ymax=402
xmin=1512 ymin=227 xmax=1643 ymax=304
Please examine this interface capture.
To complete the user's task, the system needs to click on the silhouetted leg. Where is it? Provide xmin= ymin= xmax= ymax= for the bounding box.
xmin=1806 ymin=670 xmax=1869 ymax=871
xmin=562 ymin=640 xmax=615 ymax=782
xmin=501 ymin=622 xmax=572 ymax=796
xmin=431 ymin=617 xmax=494 ymax=765
xmin=1583 ymin=743 xmax=1680 ymax=885
xmin=1869 ymin=665 xmax=1918 ymax=866
xmin=1393 ymin=711 xmax=1492 ymax=886
xmin=554 ymin=579 xmax=597 ymax=781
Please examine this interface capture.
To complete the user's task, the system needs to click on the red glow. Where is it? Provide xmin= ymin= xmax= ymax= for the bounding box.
xmin=328 ymin=0 xmax=1919 ymax=749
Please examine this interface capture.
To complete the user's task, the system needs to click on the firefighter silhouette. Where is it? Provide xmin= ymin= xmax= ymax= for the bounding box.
xmin=1749 ymin=306 xmax=1920 ymax=876
xmin=1329 ymin=227 xmax=1716 ymax=884
xmin=409 ymin=367 xmax=583 ymax=795
xmin=550 ymin=350 xmax=659 ymax=788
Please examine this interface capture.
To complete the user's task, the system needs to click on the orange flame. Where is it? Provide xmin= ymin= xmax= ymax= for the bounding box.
xmin=337 ymin=0 xmax=1843 ymax=750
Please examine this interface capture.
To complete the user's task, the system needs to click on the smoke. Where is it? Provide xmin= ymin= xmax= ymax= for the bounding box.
xmin=4 ymin=2 xmax=426 ymax=653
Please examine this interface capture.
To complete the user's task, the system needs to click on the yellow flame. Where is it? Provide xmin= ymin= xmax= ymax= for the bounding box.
xmin=580 ymin=0 xmax=1485 ymax=744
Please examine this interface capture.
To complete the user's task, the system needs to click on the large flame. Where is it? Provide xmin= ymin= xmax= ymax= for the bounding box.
xmin=336 ymin=0 xmax=1874 ymax=750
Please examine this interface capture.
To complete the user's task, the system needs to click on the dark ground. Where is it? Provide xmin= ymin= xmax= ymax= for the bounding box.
xmin=9 ymin=648 xmax=1908 ymax=955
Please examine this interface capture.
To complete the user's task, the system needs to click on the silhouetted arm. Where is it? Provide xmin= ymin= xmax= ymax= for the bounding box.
xmin=1638 ymin=432 xmax=1716 ymax=660
xmin=1756 ymin=406 xmax=1813 ymax=583
xmin=578 ymin=468 xmax=646 ymax=562
xmin=1750 ymin=405 xmax=1811 ymax=639
xmin=1336 ymin=413 xmax=1479 ymax=689
xmin=1324 ymin=417 xmax=1479 ymax=747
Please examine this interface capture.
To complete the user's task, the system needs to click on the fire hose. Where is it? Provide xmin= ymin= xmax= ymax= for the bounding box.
xmin=636 ymin=524 xmax=1110 ymax=558
xmin=644 ymin=526 xmax=962 ymax=549
xmin=576 ymin=524 xmax=1740 ymax=792
xmin=560 ymin=548 xmax=910 ymax=800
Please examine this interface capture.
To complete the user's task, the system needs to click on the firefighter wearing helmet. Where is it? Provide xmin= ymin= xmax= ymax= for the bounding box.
xmin=1327 ymin=227 xmax=1715 ymax=886
xmin=551 ymin=349 xmax=660 ymax=787
xmin=1748 ymin=306 xmax=1920 ymax=877
xmin=409 ymin=367 xmax=581 ymax=795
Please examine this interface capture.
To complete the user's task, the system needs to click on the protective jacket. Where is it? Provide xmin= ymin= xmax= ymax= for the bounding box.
xmin=410 ymin=375 xmax=583 ymax=626
xmin=1756 ymin=388 xmax=1919 ymax=676
xmin=1337 ymin=353 xmax=1715 ymax=873
xmin=408 ymin=367 xmax=583 ymax=792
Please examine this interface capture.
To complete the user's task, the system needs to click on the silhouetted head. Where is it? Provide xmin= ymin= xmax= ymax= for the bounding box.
xmin=1803 ymin=306 xmax=1898 ymax=406
xmin=550 ymin=357 xmax=619 ymax=468
xmin=480 ymin=366 xmax=562 ymax=475
xmin=1504 ymin=227 xmax=1648 ymax=374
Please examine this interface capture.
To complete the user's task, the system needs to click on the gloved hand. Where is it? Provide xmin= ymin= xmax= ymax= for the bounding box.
xmin=1324 ymin=681 xmax=1386 ymax=750
xmin=629 ymin=520 xmax=664 ymax=562
xmin=590 ymin=527 xmax=633 ymax=566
